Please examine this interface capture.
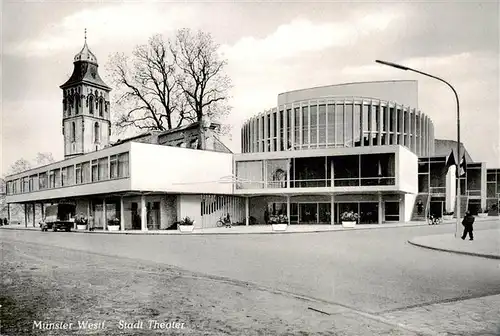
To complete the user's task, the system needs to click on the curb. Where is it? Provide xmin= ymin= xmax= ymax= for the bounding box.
xmin=408 ymin=239 xmax=500 ymax=260
xmin=1 ymin=223 xmax=434 ymax=236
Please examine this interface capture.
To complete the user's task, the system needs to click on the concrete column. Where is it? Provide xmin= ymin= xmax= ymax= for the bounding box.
xmin=32 ymin=203 xmax=36 ymax=227
xmin=245 ymin=197 xmax=249 ymax=226
xmin=378 ymin=193 xmax=383 ymax=225
xmin=24 ymin=203 xmax=27 ymax=227
xmin=141 ymin=194 xmax=147 ymax=231
xmin=120 ymin=196 xmax=125 ymax=231
xmin=291 ymin=104 xmax=295 ymax=149
xmin=102 ymin=199 xmax=107 ymax=231
xmin=287 ymin=195 xmax=291 ymax=225
xmin=41 ymin=203 xmax=44 ymax=219
xmin=264 ymin=111 xmax=268 ymax=152
xmin=299 ymin=103 xmax=303 ymax=148
xmin=330 ymin=194 xmax=335 ymax=225
xmin=86 ymin=201 xmax=90 ymax=220
xmin=283 ymin=106 xmax=288 ymax=150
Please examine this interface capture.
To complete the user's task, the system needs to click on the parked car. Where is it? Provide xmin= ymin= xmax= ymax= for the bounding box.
xmin=40 ymin=204 xmax=76 ymax=232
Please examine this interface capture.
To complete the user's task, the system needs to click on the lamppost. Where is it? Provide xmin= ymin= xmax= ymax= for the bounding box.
xmin=375 ymin=60 xmax=462 ymax=237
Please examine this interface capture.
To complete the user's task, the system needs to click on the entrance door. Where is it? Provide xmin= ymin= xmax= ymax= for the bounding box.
xmin=318 ymin=203 xmax=331 ymax=224
xmin=385 ymin=202 xmax=400 ymax=221
xmin=131 ymin=202 xmax=141 ymax=230
xmin=359 ymin=202 xmax=378 ymax=224
xmin=429 ymin=201 xmax=443 ymax=217
xmin=299 ymin=203 xmax=317 ymax=224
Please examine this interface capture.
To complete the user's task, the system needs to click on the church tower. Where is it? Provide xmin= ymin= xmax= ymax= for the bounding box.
xmin=60 ymin=30 xmax=111 ymax=159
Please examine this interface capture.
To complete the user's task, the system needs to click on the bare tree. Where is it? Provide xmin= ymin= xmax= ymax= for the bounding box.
xmin=0 ymin=159 xmax=31 ymax=221
xmin=108 ymin=30 xmax=232 ymax=149
xmin=171 ymin=28 xmax=232 ymax=149
xmin=34 ymin=152 xmax=55 ymax=167
xmin=107 ymin=35 xmax=184 ymax=133
xmin=8 ymin=158 xmax=32 ymax=174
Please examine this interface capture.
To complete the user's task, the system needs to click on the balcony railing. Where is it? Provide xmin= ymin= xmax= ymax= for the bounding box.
xmin=287 ymin=177 xmax=395 ymax=188
xmin=429 ymin=186 xmax=446 ymax=194
xmin=334 ymin=177 xmax=395 ymax=187
xmin=237 ymin=176 xmax=397 ymax=189
xmin=467 ymin=190 xmax=481 ymax=197
xmin=290 ymin=179 xmax=329 ymax=188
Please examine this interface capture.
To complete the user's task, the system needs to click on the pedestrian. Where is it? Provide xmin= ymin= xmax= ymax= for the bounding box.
xmin=461 ymin=211 xmax=474 ymax=240
xmin=224 ymin=213 xmax=232 ymax=228
xmin=264 ymin=209 xmax=269 ymax=224
xmin=88 ymin=214 xmax=94 ymax=231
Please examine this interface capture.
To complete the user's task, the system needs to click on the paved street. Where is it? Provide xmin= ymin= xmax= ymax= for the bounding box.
xmin=1 ymin=221 xmax=500 ymax=335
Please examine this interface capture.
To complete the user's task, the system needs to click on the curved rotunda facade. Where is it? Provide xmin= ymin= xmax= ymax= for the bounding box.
xmin=241 ymin=81 xmax=435 ymax=157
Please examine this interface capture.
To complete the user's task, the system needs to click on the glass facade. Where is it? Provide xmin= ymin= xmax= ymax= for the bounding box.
xmin=242 ymin=97 xmax=434 ymax=156
xmin=6 ymin=151 xmax=129 ymax=195
xmin=236 ymin=153 xmax=396 ymax=190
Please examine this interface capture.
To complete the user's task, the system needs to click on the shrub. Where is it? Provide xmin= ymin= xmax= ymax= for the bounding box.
xmin=75 ymin=215 xmax=88 ymax=225
xmin=340 ymin=211 xmax=359 ymax=222
xmin=269 ymin=214 xmax=288 ymax=224
xmin=108 ymin=217 xmax=120 ymax=226
xmin=179 ymin=216 xmax=195 ymax=226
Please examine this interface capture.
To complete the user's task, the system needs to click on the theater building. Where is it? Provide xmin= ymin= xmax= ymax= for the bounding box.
xmin=4 ymin=41 xmax=499 ymax=230
xmin=235 ymin=81 xmax=497 ymax=224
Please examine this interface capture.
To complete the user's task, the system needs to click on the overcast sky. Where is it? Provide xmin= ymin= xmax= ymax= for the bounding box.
xmin=1 ymin=0 xmax=499 ymax=176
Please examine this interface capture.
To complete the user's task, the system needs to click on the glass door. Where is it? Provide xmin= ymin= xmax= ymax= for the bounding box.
xmin=385 ymin=201 xmax=399 ymax=221
xmin=318 ymin=203 xmax=331 ymax=224
xmin=359 ymin=202 xmax=378 ymax=224
xmin=299 ymin=203 xmax=317 ymax=224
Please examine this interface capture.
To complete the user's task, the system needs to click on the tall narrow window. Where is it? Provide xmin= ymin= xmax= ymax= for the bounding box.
xmin=94 ymin=122 xmax=100 ymax=143
xmin=118 ymin=152 xmax=129 ymax=177
xmin=110 ymin=155 xmax=118 ymax=178
xmin=99 ymin=98 xmax=104 ymax=117
xmin=75 ymin=164 xmax=82 ymax=184
xmin=89 ymin=96 xmax=94 ymax=114
xmin=98 ymin=157 xmax=108 ymax=180
xmin=75 ymin=94 xmax=80 ymax=114
xmin=91 ymin=160 xmax=99 ymax=182
xmin=71 ymin=122 xmax=76 ymax=142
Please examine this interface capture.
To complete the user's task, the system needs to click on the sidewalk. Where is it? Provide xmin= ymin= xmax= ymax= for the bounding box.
xmin=1 ymin=217 xmax=498 ymax=235
xmin=0 ymin=221 xmax=433 ymax=235
xmin=409 ymin=228 xmax=500 ymax=259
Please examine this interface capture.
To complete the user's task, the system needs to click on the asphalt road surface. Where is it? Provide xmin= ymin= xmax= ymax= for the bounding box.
xmin=1 ymin=221 xmax=499 ymax=316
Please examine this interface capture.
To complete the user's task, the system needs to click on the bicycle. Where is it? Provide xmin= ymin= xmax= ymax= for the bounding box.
xmin=216 ymin=217 xmax=232 ymax=228
xmin=428 ymin=215 xmax=442 ymax=225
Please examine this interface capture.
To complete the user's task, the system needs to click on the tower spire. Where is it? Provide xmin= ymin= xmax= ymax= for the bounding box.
xmin=84 ymin=28 xmax=87 ymax=43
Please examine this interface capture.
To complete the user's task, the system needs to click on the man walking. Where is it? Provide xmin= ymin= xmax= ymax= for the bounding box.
xmin=461 ymin=211 xmax=474 ymax=240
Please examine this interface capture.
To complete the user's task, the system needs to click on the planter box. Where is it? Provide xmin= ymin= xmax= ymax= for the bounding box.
xmin=442 ymin=215 xmax=454 ymax=221
xmin=272 ymin=224 xmax=288 ymax=231
xmin=178 ymin=225 xmax=194 ymax=233
xmin=76 ymin=224 xmax=87 ymax=230
xmin=478 ymin=213 xmax=488 ymax=218
xmin=108 ymin=225 xmax=120 ymax=231
xmin=341 ymin=221 xmax=357 ymax=228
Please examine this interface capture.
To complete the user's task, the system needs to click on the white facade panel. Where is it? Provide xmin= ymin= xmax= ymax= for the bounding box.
xmin=177 ymin=195 xmax=202 ymax=229
xmin=129 ymin=142 xmax=233 ymax=194
xmin=397 ymin=146 xmax=418 ymax=194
